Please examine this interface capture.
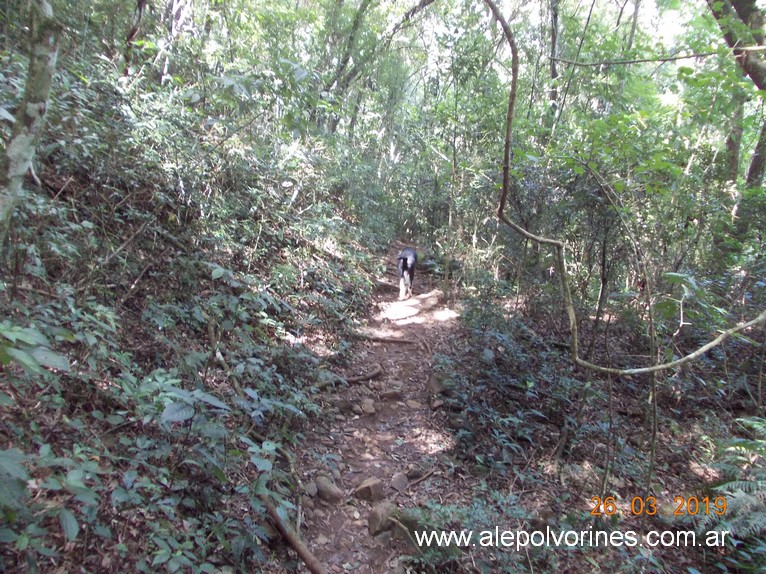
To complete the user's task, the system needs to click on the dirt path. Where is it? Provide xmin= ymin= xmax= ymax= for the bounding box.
xmin=295 ymin=247 xmax=462 ymax=573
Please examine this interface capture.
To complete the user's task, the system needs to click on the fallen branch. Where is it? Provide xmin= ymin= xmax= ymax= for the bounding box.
xmin=353 ymin=333 xmax=420 ymax=345
xmin=76 ymin=218 xmax=153 ymax=291
xmin=409 ymin=468 xmax=435 ymax=488
xmin=260 ymin=494 xmax=328 ymax=574
xmin=117 ymin=247 xmax=171 ymax=307
xmin=345 ymin=363 xmax=382 ymax=383
xmin=388 ymin=516 xmax=426 ymax=557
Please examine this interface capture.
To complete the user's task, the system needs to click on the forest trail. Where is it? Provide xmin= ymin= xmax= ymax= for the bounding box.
xmin=295 ymin=246 xmax=463 ymax=573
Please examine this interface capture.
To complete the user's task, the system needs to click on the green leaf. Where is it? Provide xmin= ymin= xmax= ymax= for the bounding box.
xmin=261 ymin=441 xmax=278 ymax=452
xmin=209 ymin=464 xmax=229 ymax=484
xmin=16 ymin=532 xmax=29 ymax=550
xmin=194 ymin=391 xmax=231 ymax=411
xmin=30 ymin=346 xmax=70 ymax=371
xmin=68 ymin=484 xmax=100 ymax=506
xmin=1 ymin=326 xmax=49 ymax=346
xmin=211 ymin=267 xmax=226 ymax=279
xmin=0 ymin=449 xmax=29 ymax=480
xmin=106 ymin=414 xmax=124 ymax=425
xmin=0 ymin=107 xmax=16 ymax=123
xmin=161 ymin=402 xmax=195 ymax=423
xmin=250 ymin=456 xmax=273 ymax=472
xmin=123 ymin=469 xmax=138 ymax=489
xmin=665 ymin=271 xmax=698 ymax=291
xmin=151 ymin=551 xmax=171 ymax=566
xmin=166 ymin=386 xmax=194 ymax=403
xmin=59 ymin=508 xmax=79 ymax=541
xmin=5 ymin=347 xmax=43 ymax=373
xmin=0 ymin=474 xmax=27 ymax=509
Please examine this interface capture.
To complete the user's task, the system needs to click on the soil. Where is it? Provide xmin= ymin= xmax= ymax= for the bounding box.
xmin=295 ymin=246 xmax=461 ymax=573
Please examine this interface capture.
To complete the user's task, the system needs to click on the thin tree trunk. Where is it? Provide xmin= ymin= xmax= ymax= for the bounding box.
xmin=746 ymin=116 xmax=766 ymax=187
xmin=322 ymin=0 xmax=373 ymax=95
xmin=0 ymin=0 xmax=60 ymax=256
xmin=549 ymin=0 xmax=559 ymax=104
xmin=707 ymin=0 xmax=766 ymax=91
xmin=626 ymin=0 xmax=640 ymax=52
xmin=725 ymin=73 xmax=747 ymax=183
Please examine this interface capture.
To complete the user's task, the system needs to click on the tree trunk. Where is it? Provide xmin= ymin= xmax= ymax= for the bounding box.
xmin=725 ymin=78 xmax=746 ymax=183
xmin=549 ymin=0 xmax=559 ymax=104
xmin=322 ymin=0 xmax=373 ymax=93
xmin=626 ymin=0 xmax=640 ymax=52
xmin=707 ymin=0 xmax=766 ymax=91
xmin=0 ymin=1 xmax=60 ymax=256
xmin=746 ymin=116 xmax=766 ymax=187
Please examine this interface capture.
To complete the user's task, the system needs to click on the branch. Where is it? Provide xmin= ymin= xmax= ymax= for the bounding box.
xmin=553 ymin=46 xmax=766 ymax=68
xmin=483 ymin=0 xmax=766 ymax=376
xmin=260 ymin=494 xmax=328 ymax=574
xmin=706 ymin=0 xmax=766 ymax=91
xmin=574 ymin=309 xmax=766 ymax=375
xmin=344 ymin=363 xmax=383 ymax=383
xmin=382 ymin=0 xmax=437 ymax=51
xmin=352 ymin=333 xmax=419 ymax=345
xmin=323 ymin=0 xmax=374 ymax=93
xmin=75 ymin=218 xmax=153 ymax=291
xmin=551 ymin=51 xmax=718 ymax=67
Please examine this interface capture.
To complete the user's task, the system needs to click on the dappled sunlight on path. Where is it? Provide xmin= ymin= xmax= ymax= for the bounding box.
xmin=294 ymin=249 xmax=468 ymax=573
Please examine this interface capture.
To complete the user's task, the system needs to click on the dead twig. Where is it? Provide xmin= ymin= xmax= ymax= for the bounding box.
xmin=416 ymin=334 xmax=432 ymax=356
xmin=117 ymin=247 xmax=170 ymax=307
xmin=76 ymin=218 xmax=153 ymax=291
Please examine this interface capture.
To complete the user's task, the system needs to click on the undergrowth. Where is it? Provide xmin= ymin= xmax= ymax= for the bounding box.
xmin=0 ymin=62 xmax=378 ymax=572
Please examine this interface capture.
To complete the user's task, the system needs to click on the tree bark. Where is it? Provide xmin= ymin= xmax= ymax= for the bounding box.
xmin=725 ymin=77 xmax=746 ymax=183
xmin=0 ymin=1 xmax=60 ymax=256
xmin=322 ymin=0 xmax=374 ymax=93
xmin=746 ymin=116 xmax=766 ymax=187
xmin=626 ymin=0 xmax=640 ymax=52
xmin=549 ymin=0 xmax=559 ymax=104
xmin=706 ymin=0 xmax=766 ymax=90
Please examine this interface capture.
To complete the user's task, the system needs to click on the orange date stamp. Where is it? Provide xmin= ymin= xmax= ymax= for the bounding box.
xmin=590 ymin=495 xmax=727 ymax=517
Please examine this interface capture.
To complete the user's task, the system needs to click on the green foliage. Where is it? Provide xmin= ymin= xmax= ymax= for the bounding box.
xmin=653 ymin=272 xmax=730 ymax=337
xmin=0 ymin=321 xmax=69 ymax=374
xmin=2 ymin=0 xmax=765 ymax=572
xmin=0 ymin=8 xmax=373 ymax=566
xmin=704 ymin=418 xmax=766 ymax=572
xmin=404 ymin=488 xmax=527 ymax=572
